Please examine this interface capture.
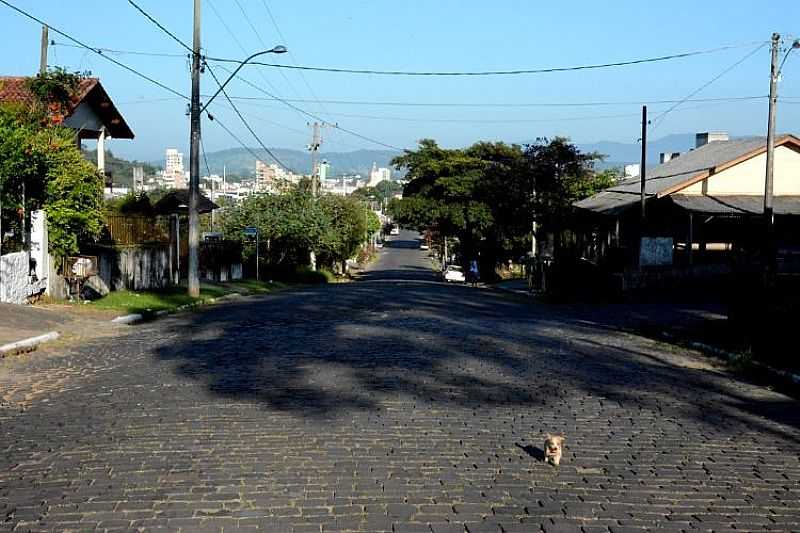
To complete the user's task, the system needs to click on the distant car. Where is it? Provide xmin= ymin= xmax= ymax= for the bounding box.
xmin=376 ymin=241 xmax=384 ymax=249
xmin=390 ymin=226 xmax=400 ymax=236
xmin=442 ymin=265 xmax=465 ymax=283
xmin=419 ymin=242 xmax=430 ymax=251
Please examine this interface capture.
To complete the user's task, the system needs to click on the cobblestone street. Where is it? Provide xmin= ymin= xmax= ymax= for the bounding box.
xmin=1 ymin=232 xmax=799 ymax=532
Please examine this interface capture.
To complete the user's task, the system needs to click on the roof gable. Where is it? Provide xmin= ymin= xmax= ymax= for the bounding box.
xmin=0 ymin=76 xmax=133 ymax=139
xmin=575 ymin=134 xmax=800 ymax=215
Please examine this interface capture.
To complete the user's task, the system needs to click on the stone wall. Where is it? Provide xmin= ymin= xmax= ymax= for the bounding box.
xmin=0 ymin=252 xmax=46 ymax=304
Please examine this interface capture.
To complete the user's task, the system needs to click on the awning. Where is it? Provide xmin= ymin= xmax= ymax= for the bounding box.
xmin=670 ymin=195 xmax=800 ymax=215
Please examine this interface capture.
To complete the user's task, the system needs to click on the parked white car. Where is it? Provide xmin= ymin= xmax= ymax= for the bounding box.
xmin=419 ymin=242 xmax=429 ymax=250
xmin=442 ymin=265 xmax=465 ymax=283
xmin=390 ymin=226 xmax=400 ymax=236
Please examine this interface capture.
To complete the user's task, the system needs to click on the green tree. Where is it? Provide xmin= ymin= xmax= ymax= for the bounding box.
xmin=0 ymin=103 xmax=104 ymax=259
xmin=522 ymin=137 xmax=607 ymax=237
xmin=352 ymin=179 xmax=401 ymax=205
xmin=389 ymin=137 xmax=610 ymax=279
xmin=317 ymin=194 xmax=369 ymax=270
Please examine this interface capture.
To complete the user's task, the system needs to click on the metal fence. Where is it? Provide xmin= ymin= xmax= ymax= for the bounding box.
xmin=103 ymin=215 xmax=172 ymax=245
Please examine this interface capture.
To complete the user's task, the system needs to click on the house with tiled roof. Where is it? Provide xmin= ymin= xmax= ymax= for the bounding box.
xmin=572 ymin=132 xmax=800 ymax=289
xmin=0 ymin=76 xmax=134 ymax=174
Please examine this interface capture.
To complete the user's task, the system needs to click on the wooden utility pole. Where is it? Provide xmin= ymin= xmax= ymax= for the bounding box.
xmin=640 ymin=105 xmax=647 ymax=223
xmin=187 ymin=0 xmax=202 ymax=297
xmin=764 ymin=33 xmax=780 ymax=229
xmin=39 ymin=25 xmax=48 ymax=75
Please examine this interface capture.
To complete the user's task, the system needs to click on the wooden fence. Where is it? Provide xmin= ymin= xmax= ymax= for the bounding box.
xmin=103 ymin=215 xmax=172 ymax=246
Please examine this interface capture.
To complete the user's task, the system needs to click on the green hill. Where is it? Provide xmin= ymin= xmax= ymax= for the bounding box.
xmin=82 ymin=149 xmax=160 ymax=188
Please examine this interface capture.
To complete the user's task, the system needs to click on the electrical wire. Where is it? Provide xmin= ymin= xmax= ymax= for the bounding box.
xmin=51 ymin=42 xmax=186 ymax=58
xmin=0 ymin=1 xmax=308 ymax=176
xmin=258 ymin=0 xmax=334 ymax=120
xmin=231 ymin=0 xmax=304 ymax=102
xmin=204 ymin=62 xmax=294 ymax=172
xmin=0 ymin=0 xmax=187 ymax=99
xmin=205 ymin=0 xmax=286 ymax=102
xmin=50 ymin=37 xmax=768 ymax=78
xmin=127 ymin=0 xmax=192 ymax=52
xmin=122 ymin=0 xmax=305 ymax=169
xmin=213 ymin=64 xmax=405 ymax=151
xmin=206 ymin=41 xmax=767 ymax=77
xmin=651 ymin=43 xmax=768 ymax=130
xmin=117 ymin=94 xmax=768 ymax=108
xmin=200 ymin=136 xmax=213 ymax=177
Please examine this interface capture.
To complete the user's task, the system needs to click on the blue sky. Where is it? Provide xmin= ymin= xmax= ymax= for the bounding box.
xmin=2 ymin=0 xmax=799 ymax=162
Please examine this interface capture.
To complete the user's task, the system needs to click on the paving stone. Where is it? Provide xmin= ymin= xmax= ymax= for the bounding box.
xmin=1 ymin=247 xmax=799 ymax=532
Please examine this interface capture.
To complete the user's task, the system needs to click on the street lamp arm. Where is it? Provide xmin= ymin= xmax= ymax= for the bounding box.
xmin=200 ymin=47 xmax=286 ymax=113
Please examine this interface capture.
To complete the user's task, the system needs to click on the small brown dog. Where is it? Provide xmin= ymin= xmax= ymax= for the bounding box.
xmin=544 ymin=434 xmax=565 ymax=466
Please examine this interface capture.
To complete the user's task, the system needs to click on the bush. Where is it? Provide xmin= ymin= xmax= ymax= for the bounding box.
xmin=273 ymin=266 xmax=334 ymax=284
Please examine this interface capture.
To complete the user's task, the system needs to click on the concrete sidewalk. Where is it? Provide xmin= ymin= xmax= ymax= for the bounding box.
xmin=0 ymin=302 xmax=116 ymax=355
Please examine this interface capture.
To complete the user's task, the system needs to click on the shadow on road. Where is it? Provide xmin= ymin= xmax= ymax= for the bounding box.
xmin=149 ymin=275 xmax=800 ymax=445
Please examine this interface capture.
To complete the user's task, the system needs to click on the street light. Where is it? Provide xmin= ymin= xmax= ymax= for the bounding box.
xmin=200 ymin=46 xmax=287 ymax=113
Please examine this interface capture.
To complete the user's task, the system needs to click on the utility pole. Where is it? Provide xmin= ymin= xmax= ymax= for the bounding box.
xmin=764 ymin=33 xmax=780 ymax=233
xmin=308 ymin=122 xmax=323 ymax=196
xmin=39 ymin=25 xmax=48 ymax=75
xmin=640 ymin=105 xmax=647 ymax=223
xmin=187 ymin=0 xmax=201 ymax=297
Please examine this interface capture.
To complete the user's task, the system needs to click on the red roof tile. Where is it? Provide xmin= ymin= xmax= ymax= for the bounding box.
xmin=0 ymin=76 xmax=133 ymax=139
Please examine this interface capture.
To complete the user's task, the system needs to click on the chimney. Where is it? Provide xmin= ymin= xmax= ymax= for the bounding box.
xmin=695 ymin=131 xmax=729 ymax=148
xmin=624 ymin=164 xmax=640 ymax=178
xmin=659 ymin=152 xmax=681 ymax=164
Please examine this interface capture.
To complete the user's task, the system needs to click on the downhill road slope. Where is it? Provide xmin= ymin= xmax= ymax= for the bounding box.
xmin=1 ymin=234 xmax=798 ymax=532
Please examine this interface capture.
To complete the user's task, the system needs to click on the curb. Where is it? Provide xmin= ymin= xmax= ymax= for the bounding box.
xmin=0 ymin=331 xmax=60 ymax=357
xmin=111 ymin=313 xmax=144 ymax=325
xmin=492 ymin=289 xmax=800 ymax=389
xmin=685 ymin=339 xmax=800 ymax=385
xmin=492 ymin=285 xmax=535 ymax=297
xmin=110 ymin=291 xmax=248 ymax=325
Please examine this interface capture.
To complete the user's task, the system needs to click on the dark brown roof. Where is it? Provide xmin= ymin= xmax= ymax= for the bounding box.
xmin=670 ymin=194 xmax=800 ymax=215
xmin=154 ymin=190 xmax=219 ymax=215
xmin=0 ymin=76 xmax=134 ymax=139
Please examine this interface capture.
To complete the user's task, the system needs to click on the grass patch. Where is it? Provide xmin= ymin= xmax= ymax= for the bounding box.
xmin=85 ymin=280 xmax=282 ymax=316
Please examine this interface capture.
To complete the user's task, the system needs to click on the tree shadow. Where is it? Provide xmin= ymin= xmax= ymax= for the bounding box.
xmin=149 ymin=275 xmax=800 ymax=447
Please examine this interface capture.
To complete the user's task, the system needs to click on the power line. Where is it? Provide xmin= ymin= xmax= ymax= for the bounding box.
xmin=213 ymin=64 xmax=405 ymax=151
xmin=206 ymin=41 xmax=767 ymax=77
xmin=204 ymin=62 xmax=294 ymax=172
xmin=231 ymin=0 xmax=305 ymax=103
xmin=121 ymin=0 xmax=299 ymax=170
xmin=652 ymin=43 xmax=768 ymax=130
xmin=51 ymin=41 xmax=187 ymax=58
xmin=126 ymin=0 xmax=191 ymax=52
xmin=1 ymin=1 xmax=302 ymax=173
xmin=200 ymin=136 xmax=212 ymax=177
xmin=258 ymin=0 xmax=333 ymax=121
xmin=205 ymin=0 xmax=286 ymax=102
xmin=0 ymin=0 xmax=187 ymax=99
xmin=117 ymin=94 xmax=769 ymax=108
xmin=47 ymin=35 xmax=765 ymax=78
xmin=209 ymin=114 xmax=274 ymax=167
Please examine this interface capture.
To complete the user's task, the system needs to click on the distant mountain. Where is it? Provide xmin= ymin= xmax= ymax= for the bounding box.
xmin=577 ymin=133 xmax=698 ymax=168
xmin=152 ymin=148 xmax=402 ymax=179
xmin=82 ymin=149 xmax=160 ymax=188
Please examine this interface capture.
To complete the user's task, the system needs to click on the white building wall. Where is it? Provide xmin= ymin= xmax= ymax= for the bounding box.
xmin=680 ymin=145 xmax=800 ymax=195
